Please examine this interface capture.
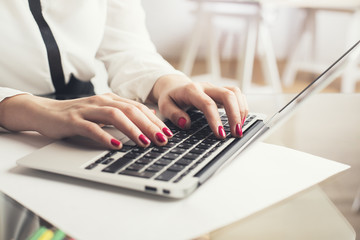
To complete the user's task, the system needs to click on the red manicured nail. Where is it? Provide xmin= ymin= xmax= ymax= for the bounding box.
xmin=178 ymin=117 xmax=187 ymax=129
xmin=162 ymin=127 xmax=173 ymax=137
xmin=155 ymin=132 xmax=167 ymax=143
xmin=218 ymin=126 xmax=226 ymax=138
xmin=242 ymin=117 xmax=246 ymax=125
xmin=110 ymin=138 xmax=121 ymax=147
xmin=236 ymin=123 xmax=243 ymax=137
xmin=139 ymin=134 xmax=151 ymax=145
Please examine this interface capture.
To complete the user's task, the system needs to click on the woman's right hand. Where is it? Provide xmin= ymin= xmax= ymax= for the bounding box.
xmin=0 ymin=93 xmax=173 ymax=149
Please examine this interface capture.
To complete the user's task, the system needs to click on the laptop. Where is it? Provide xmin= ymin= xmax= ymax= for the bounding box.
xmin=17 ymin=40 xmax=360 ymax=198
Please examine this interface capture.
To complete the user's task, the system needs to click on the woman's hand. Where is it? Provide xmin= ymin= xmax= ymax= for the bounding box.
xmin=0 ymin=93 xmax=173 ymax=149
xmin=149 ymin=75 xmax=249 ymax=139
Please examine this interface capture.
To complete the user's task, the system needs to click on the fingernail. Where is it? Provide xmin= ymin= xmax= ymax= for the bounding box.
xmin=162 ymin=127 xmax=173 ymax=137
xmin=111 ymin=138 xmax=121 ymax=147
xmin=178 ymin=117 xmax=187 ymax=129
xmin=150 ymin=109 xmax=156 ymax=114
xmin=139 ymin=134 xmax=151 ymax=145
xmin=156 ymin=132 xmax=167 ymax=143
xmin=236 ymin=123 xmax=243 ymax=137
xmin=218 ymin=126 xmax=226 ymax=138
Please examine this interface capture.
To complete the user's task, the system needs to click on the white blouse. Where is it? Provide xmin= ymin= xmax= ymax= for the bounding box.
xmin=0 ymin=0 xmax=184 ymax=103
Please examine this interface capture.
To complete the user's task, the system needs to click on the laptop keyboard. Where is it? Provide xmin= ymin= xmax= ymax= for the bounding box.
xmin=85 ymin=110 xmax=255 ymax=183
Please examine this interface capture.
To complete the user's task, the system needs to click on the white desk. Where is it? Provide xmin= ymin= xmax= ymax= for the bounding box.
xmin=0 ymin=93 xmax=358 ymax=240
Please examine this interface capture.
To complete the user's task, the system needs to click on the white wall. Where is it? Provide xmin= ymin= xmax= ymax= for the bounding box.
xmin=142 ymin=0 xmax=354 ymax=63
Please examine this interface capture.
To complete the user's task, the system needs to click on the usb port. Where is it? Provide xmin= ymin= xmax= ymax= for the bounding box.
xmin=163 ymin=189 xmax=170 ymax=194
xmin=145 ymin=186 xmax=157 ymax=192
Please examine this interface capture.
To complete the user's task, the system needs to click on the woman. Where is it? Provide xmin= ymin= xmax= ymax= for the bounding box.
xmin=0 ymin=0 xmax=248 ymax=149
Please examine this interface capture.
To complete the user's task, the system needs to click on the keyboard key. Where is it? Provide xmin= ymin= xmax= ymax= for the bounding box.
xmin=95 ymin=157 xmax=106 ymax=164
xmin=152 ymin=146 xmax=170 ymax=153
xmin=118 ymin=145 xmax=133 ymax=152
xmin=168 ymin=164 xmax=185 ymax=172
xmin=168 ymin=137 xmax=182 ymax=143
xmin=166 ymin=142 xmax=178 ymax=147
xmin=183 ymin=153 xmax=200 ymax=160
xmin=178 ymin=143 xmax=193 ymax=149
xmin=203 ymin=137 xmax=219 ymax=144
xmin=176 ymin=159 xmax=193 ymax=166
xmin=126 ymin=163 xmax=145 ymax=171
xmin=184 ymin=138 xmax=199 ymax=144
xmin=155 ymin=170 xmax=178 ymax=181
xmin=154 ymin=159 xmax=172 ymax=166
xmin=175 ymin=132 xmax=188 ymax=138
xmin=101 ymin=157 xmax=114 ymax=164
xmin=190 ymin=148 xmax=205 ymax=154
xmin=170 ymin=148 xmax=186 ymax=154
xmin=104 ymin=151 xmax=116 ymax=158
xmin=119 ymin=170 xmax=155 ymax=179
xmin=197 ymin=142 xmax=212 ymax=149
xmin=102 ymin=157 xmax=132 ymax=173
xmin=123 ymin=152 xmax=142 ymax=158
xmin=135 ymin=157 xmax=154 ymax=165
xmin=85 ymin=163 xmax=97 ymax=170
xmin=162 ymin=153 xmax=180 ymax=160
xmin=144 ymin=152 xmax=162 ymax=159
xmin=145 ymin=165 xmax=164 ymax=172
xmin=131 ymin=147 xmax=149 ymax=154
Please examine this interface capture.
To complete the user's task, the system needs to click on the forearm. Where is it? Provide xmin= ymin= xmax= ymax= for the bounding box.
xmin=0 ymin=94 xmax=52 ymax=132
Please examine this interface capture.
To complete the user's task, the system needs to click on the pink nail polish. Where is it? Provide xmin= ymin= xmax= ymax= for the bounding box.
xmin=218 ymin=126 xmax=226 ymax=138
xmin=242 ymin=117 xmax=246 ymax=125
xmin=236 ymin=123 xmax=243 ymax=137
xmin=178 ymin=117 xmax=187 ymax=129
xmin=139 ymin=134 xmax=151 ymax=145
xmin=111 ymin=138 xmax=121 ymax=147
xmin=156 ymin=132 xmax=167 ymax=143
xmin=162 ymin=127 xmax=173 ymax=137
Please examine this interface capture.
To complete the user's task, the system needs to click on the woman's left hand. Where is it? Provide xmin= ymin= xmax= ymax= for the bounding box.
xmin=149 ymin=75 xmax=249 ymax=139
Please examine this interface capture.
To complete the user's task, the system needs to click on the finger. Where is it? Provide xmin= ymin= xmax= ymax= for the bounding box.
xmin=224 ymin=86 xmax=248 ymax=123
xmin=240 ymin=93 xmax=249 ymax=123
xmin=158 ymin=95 xmax=191 ymax=130
xmin=205 ymin=86 xmax=243 ymax=137
xmin=115 ymin=102 xmax=169 ymax=145
xmin=182 ymin=84 xmax=224 ymax=138
xmin=74 ymin=120 xmax=123 ymax=150
xmin=80 ymin=106 xmax=154 ymax=147
xmin=105 ymin=94 xmax=174 ymax=138
xmin=225 ymin=86 xmax=248 ymax=136
xmin=129 ymin=101 xmax=174 ymax=138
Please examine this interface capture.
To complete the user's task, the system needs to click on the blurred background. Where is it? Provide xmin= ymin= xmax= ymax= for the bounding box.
xmin=141 ymin=0 xmax=360 ymax=94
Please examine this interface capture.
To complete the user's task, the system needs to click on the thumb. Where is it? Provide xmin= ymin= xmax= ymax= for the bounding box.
xmin=158 ymin=96 xmax=191 ymax=130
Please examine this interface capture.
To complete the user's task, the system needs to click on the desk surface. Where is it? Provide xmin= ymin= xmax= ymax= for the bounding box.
xmin=0 ymin=93 xmax=358 ymax=239
xmin=250 ymin=93 xmax=360 ymax=239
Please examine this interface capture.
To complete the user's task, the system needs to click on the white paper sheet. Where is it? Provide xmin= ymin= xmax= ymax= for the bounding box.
xmin=0 ymin=133 xmax=349 ymax=240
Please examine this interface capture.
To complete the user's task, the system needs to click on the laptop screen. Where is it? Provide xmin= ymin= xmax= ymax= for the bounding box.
xmin=267 ymin=40 xmax=360 ymax=128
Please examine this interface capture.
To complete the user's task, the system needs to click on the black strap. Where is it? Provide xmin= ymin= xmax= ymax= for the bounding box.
xmin=28 ymin=0 xmax=66 ymax=94
xmin=28 ymin=0 xmax=95 ymax=99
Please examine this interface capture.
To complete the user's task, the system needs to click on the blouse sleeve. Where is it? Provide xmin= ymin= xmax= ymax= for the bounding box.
xmin=96 ymin=0 xmax=185 ymax=103
xmin=0 ymin=87 xmax=31 ymax=132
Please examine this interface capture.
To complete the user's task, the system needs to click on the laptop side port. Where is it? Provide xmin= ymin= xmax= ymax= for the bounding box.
xmin=163 ymin=189 xmax=170 ymax=195
xmin=145 ymin=186 xmax=157 ymax=193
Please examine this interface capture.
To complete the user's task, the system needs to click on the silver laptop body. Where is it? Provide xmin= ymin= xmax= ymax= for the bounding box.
xmin=17 ymin=40 xmax=360 ymax=198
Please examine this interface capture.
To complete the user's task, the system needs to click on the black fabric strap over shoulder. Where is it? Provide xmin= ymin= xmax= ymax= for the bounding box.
xmin=28 ymin=0 xmax=95 ymax=99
